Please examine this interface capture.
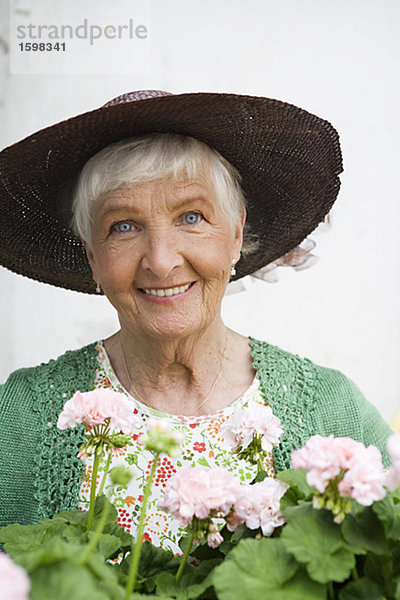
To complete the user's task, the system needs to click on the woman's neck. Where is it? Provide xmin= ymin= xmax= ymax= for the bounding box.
xmin=104 ymin=318 xmax=242 ymax=415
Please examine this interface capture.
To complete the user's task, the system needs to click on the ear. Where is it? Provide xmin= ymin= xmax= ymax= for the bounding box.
xmin=82 ymin=240 xmax=97 ymax=282
xmin=232 ymin=210 xmax=246 ymax=258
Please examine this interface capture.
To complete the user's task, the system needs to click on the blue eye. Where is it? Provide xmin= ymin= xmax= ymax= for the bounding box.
xmin=183 ymin=212 xmax=202 ymax=225
xmin=115 ymin=222 xmax=133 ymax=233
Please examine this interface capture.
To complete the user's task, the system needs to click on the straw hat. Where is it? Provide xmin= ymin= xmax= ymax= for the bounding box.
xmin=0 ymin=90 xmax=342 ymax=293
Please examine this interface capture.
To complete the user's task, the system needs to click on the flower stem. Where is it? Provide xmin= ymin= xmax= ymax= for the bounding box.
xmin=257 ymin=457 xmax=264 ymax=473
xmin=352 ymin=567 xmax=359 ymax=581
xmin=176 ymin=530 xmax=195 ymax=583
xmin=327 ymin=581 xmax=334 ymax=600
xmin=80 ymin=494 xmax=111 ymax=565
xmin=124 ymin=453 xmax=160 ymax=600
xmin=87 ymin=450 xmax=101 ymax=531
xmin=98 ymin=449 xmax=113 ymax=497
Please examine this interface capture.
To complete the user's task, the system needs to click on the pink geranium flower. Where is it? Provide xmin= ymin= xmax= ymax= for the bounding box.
xmin=207 ymin=523 xmax=224 ymax=548
xmin=385 ymin=433 xmax=400 ymax=491
xmin=330 ymin=436 xmax=365 ymax=467
xmin=57 ymin=389 xmax=140 ymax=434
xmin=159 ymin=466 xmax=241 ymax=526
xmin=0 ymin=552 xmax=30 ymax=600
xmin=222 ymin=404 xmax=283 ymax=452
xmin=291 ymin=434 xmax=386 ymax=505
xmin=291 ymin=435 xmax=342 ymax=493
xmin=338 ymin=445 xmax=386 ymax=505
xmin=227 ymin=477 xmax=288 ymax=536
xmin=387 ymin=432 xmax=400 ymax=462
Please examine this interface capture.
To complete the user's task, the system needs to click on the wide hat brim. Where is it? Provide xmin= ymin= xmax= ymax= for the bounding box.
xmin=0 ymin=91 xmax=342 ymax=293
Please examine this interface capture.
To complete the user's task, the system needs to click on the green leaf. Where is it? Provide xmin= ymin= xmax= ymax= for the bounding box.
xmin=85 ymin=552 xmax=126 ymax=600
xmin=213 ymin=537 xmax=326 ymax=600
xmin=341 ymin=509 xmax=387 ymax=555
xmin=130 ymin=595 xmax=174 ymax=600
xmin=52 ymin=508 xmax=90 ymax=526
xmin=280 ymin=489 xmax=318 ymax=514
xmin=395 ymin=579 xmax=400 ymax=600
xmin=364 ymin=553 xmax=397 ymax=591
xmin=21 ymin=538 xmax=87 ymax=570
xmin=183 ymin=557 xmax=220 ymax=585
xmin=8 ymin=537 xmax=81 ymax=574
xmin=118 ymin=541 xmax=181 ymax=593
xmin=391 ymin=487 xmax=400 ymax=503
xmin=216 ymin=524 xmax=255 ymax=557
xmin=30 ymin=561 xmax=110 ymax=600
xmin=89 ymin=532 xmax=123 ymax=560
xmin=42 ymin=520 xmax=87 ymax=545
xmin=281 ymin=509 xmax=355 ymax=583
xmin=156 ymin=560 xmax=219 ymax=600
xmin=277 ymin=469 xmax=314 ymax=499
xmin=197 ymin=457 xmax=210 ymax=467
xmin=190 ymin=540 xmax=224 ymax=561
xmin=279 ymin=487 xmax=304 ymax=512
xmin=254 ymin=470 xmax=267 ymax=482
xmin=0 ymin=519 xmax=52 ymax=554
xmin=338 ymin=577 xmax=384 ymax=600
xmin=0 ymin=497 xmax=124 ymax=562
xmin=281 ymin=500 xmax=314 ymax=520
xmin=372 ymin=494 xmax=400 ymax=541
xmin=54 ymin=495 xmax=118 ymax=529
xmin=394 ymin=548 xmax=400 ymax=578
xmin=184 ymin=527 xmax=230 ymax=561
xmin=138 ymin=540 xmax=181 ymax=579
xmin=103 ymin=521 xmax=133 ymax=549
xmin=23 ymin=539 xmax=125 ymax=600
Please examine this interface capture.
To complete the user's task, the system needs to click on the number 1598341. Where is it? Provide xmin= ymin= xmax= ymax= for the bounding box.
xmin=18 ymin=42 xmax=66 ymax=51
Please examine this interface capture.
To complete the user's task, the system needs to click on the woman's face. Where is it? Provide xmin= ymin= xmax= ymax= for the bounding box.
xmin=84 ymin=171 xmax=244 ymax=340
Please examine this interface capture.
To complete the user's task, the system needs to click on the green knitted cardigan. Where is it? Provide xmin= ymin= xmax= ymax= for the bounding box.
xmin=0 ymin=338 xmax=392 ymax=529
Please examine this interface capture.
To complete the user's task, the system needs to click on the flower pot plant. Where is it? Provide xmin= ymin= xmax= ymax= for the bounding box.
xmin=1 ymin=390 xmax=400 ymax=600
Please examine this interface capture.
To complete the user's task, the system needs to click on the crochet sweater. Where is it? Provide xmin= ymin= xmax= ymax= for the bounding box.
xmin=0 ymin=338 xmax=392 ymax=529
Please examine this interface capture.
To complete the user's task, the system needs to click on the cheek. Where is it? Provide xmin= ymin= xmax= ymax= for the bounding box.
xmin=194 ymin=252 xmax=229 ymax=282
xmin=189 ymin=234 xmax=233 ymax=279
xmin=95 ymin=250 xmax=138 ymax=291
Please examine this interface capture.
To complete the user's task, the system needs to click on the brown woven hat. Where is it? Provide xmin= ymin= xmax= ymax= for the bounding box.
xmin=0 ymin=90 xmax=342 ymax=293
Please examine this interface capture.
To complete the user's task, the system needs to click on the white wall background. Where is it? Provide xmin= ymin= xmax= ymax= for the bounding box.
xmin=0 ymin=0 xmax=399 ymax=422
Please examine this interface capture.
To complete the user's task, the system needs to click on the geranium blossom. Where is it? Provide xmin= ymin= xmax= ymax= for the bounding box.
xmin=57 ymin=389 xmax=140 ymax=434
xmin=139 ymin=418 xmax=185 ymax=457
xmin=227 ymin=477 xmax=288 ymax=536
xmin=207 ymin=522 xmax=224 ymax=548
xmin=291 ymin=435 xmax=385 ymax=505
xmin=387 ymin=432 xmax=400 ymax=462
xmin=338 ymin=445 xmax=386 ymax=505
xmin=221 ymin=404 xmax=283 ymax=452
xmin=159 ymin=466 xmax=241 ymax=526
xmin=147 ymin=418 xmax=184 ymax=441
xmin=0 ymin=552 xmax=30 ymax=600
xmin=385 ymin=433 xmax=400 ymax=491
xmin=292 ymin=435 xmax=345 ymax=493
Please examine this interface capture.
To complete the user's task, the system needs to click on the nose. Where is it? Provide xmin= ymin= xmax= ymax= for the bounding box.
xmin=140 ymin=230 xmax=185 ymax=278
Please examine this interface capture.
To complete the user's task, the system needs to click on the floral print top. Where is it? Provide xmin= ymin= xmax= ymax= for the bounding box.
xmin=78 ymin=341 xmax=277 ymax=554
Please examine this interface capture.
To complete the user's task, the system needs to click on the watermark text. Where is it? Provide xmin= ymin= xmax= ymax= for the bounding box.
xmin=16 ymin=19 xmax=147 ymax=46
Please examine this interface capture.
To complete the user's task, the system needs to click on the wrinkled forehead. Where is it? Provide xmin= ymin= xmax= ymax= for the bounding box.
xmin=97 ymin=169 xmax=219 ymax=208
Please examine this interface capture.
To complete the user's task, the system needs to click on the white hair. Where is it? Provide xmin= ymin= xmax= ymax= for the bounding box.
xmin=71 ymin=133 xmax=249 ymax=247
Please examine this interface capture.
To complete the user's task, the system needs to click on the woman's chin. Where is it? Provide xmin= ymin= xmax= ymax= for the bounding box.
xmin=139 ymin=319 xmax=204 ymax=342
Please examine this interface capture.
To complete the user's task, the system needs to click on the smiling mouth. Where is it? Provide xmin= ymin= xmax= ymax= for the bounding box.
xmin=140 ymin=282 xmax=194 ymax=297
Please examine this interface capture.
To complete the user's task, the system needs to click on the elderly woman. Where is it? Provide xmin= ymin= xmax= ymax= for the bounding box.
xmin=0 ymin=90 xmax=392 ymax=552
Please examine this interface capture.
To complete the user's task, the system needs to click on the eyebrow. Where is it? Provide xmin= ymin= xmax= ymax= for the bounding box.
xmin=170 ymin=196 xmax=213 ymax=209
xmin=99 ymin=204 xmax=137 ymax=218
